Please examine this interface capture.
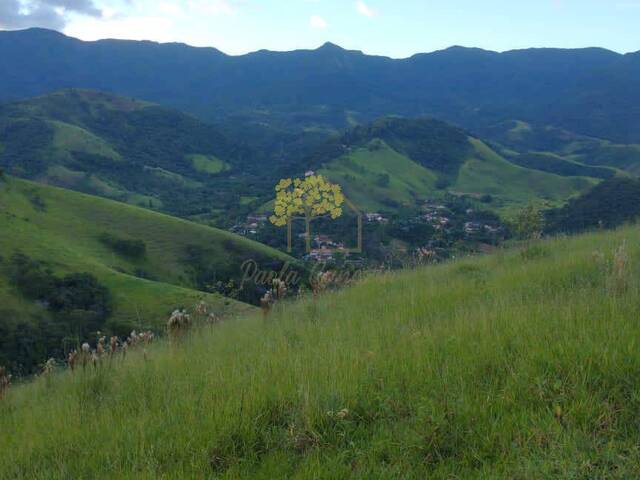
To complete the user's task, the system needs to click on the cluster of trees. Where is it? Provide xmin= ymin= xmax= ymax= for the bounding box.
xmin=546 ymin=177 xmax=640 ymax=233
xmin=0 ymin=117 xmax=53 ymax=177
xmin=99 ymin=233 xmax=146 ymax=259
xmin=0 ymin=253 xmax=112 ymax=374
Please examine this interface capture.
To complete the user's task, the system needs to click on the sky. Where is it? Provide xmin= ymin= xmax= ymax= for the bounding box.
xmin=0 ymin=0 xmax=639 ymax=57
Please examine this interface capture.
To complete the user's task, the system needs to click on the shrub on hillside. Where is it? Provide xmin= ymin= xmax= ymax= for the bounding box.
xmin=376 ymin=173 xmax=390 ymax=188
xmin=8 ymin=254 xmax=112 ymax=326
xmin=99 ymin=233 xmax=146 ymax=259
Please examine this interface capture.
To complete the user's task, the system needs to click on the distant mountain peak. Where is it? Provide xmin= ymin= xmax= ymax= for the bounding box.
xmin=317 ymin=42 xmax=344 ymax=51
xmin=314 ymin=42 xmax=366 ymax=57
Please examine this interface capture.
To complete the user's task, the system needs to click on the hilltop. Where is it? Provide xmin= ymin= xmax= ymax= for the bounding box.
xmin=0 ymin=176 xmax=292 ymax=373
xmin=1 ymin=222 xmax=639 ymax=477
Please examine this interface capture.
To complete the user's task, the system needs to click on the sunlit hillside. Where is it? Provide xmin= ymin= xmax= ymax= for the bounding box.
xmin=2 ymin=225 xmax=639 ymax=478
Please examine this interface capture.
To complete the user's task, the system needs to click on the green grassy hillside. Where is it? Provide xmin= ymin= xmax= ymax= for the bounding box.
xmin=453 ymin=139 xmax=596 ymax=211
xmin=2 ymin=225 xmax=639 ymax=478
xmin=0 ymin=176 xmax=292 ymax=371
xmin=0 ymin=89 xmax=251 ymax=219
xmin=319 ymin=140 xmax=438 ymax=211
xmin=320 ymin=134 xmax=596 ymax=213
xmin=480 ymin=120 xmax=640 ymax=177
xmin=504 ymin=151 xmax=617 ymax=180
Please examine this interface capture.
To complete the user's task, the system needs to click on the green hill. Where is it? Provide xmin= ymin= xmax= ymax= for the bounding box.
xmin=0 ymin=89 xmax=251 ymax=220
xmin=316 ymin=118 xmax=599 ymax=214
xmin=479 ymin=120 xmax=640 ymax=177
xmin=453 ymin=139 xmax=596 ymax=211
xmin=319 ymin=139 xmax=438 ymax=211
xmin=0 ymin=176 xmax=292 ymax=373
xmin=1 ymin=223 xmax=639 ymax=478
xmin=1 ymin=96 xmax=621 ymax=225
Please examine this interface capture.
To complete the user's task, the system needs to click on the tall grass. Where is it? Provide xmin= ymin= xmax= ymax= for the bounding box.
xmin=1 ymin=226 xmax=639 ymax=478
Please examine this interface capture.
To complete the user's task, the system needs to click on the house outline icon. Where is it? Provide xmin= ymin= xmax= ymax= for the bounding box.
xmin=286 ymin=195 xmax=363 ymax=254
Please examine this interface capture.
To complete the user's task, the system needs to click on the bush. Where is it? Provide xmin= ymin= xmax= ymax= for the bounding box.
xmin=99 ymin=233 xmax=146 ymax=259
xmin=435 ymin=178 xmax=450 ymax=190
xmin=376 ymin=173 xmax=390 ymax=188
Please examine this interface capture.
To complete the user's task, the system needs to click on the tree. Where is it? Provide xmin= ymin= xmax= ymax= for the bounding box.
xmin=376 ymin=173 xmax=390 ymax=188
xmin=512 ymin=201 xmax=545 ymax=243
xmin=269 ymin=175 xmax=344 ymax=252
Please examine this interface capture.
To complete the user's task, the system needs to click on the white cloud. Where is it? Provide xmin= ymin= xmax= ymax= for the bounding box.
xmin=356 ymin=0 xmax=376 ymax=17
xmin=0 ymin=0 xmax=101 ymax=30
xmin=309 ymin=15 xmax=327 ymax=29
xmin=63 ymin=0 xmax=239 ymax=43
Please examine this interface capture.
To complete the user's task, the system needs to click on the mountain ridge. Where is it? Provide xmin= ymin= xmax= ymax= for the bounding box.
xmin=2 ymin=28 xmax=639 ymax=143
xmin=4 ymin=28 xmax=633 ymax=58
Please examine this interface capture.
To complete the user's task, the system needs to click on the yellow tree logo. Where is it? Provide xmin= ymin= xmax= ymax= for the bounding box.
xmin=270 ymin=175 xmax=345 ymax=252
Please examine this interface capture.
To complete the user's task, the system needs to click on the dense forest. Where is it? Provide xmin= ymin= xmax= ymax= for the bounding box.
xmin=0 ymin=253 xmax=111 ymax=375
xmin=546 ymin=177 xmax=640 ymax=233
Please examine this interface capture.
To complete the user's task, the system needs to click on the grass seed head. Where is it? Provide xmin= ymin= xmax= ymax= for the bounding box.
xmin=195 ymin=301 xmax=208 ymax=316
xmin=42 ymin=358 xmax=56 ymax=376
xmin=140 ymin=331 xmax=155 ymax=344
xmin=0 ymin=366 xmax=11 ymax=400
xmin=336 ymin=408 xmax=349 ymax=419
xmin=260 ymin=291 xmax=273 ymax=317
xmin=80 ymin=343 xmax=91 ymax=368
xmin=612 ymin=241 xmax=630 ymax=291
xmin=272 ymin=279 xmax=288 ymax=300
xmin=91 ymin=351 xmax=99 ymax=368
xmin=168 ymin=309 xmax=192 ymax=338
xmin=310 ymin=271 xmax=337 ymax=298
xmin=129 ymin=330 xmax=139 ymax=347
xmin=68 ymin=350 xmax=77 ymax=372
